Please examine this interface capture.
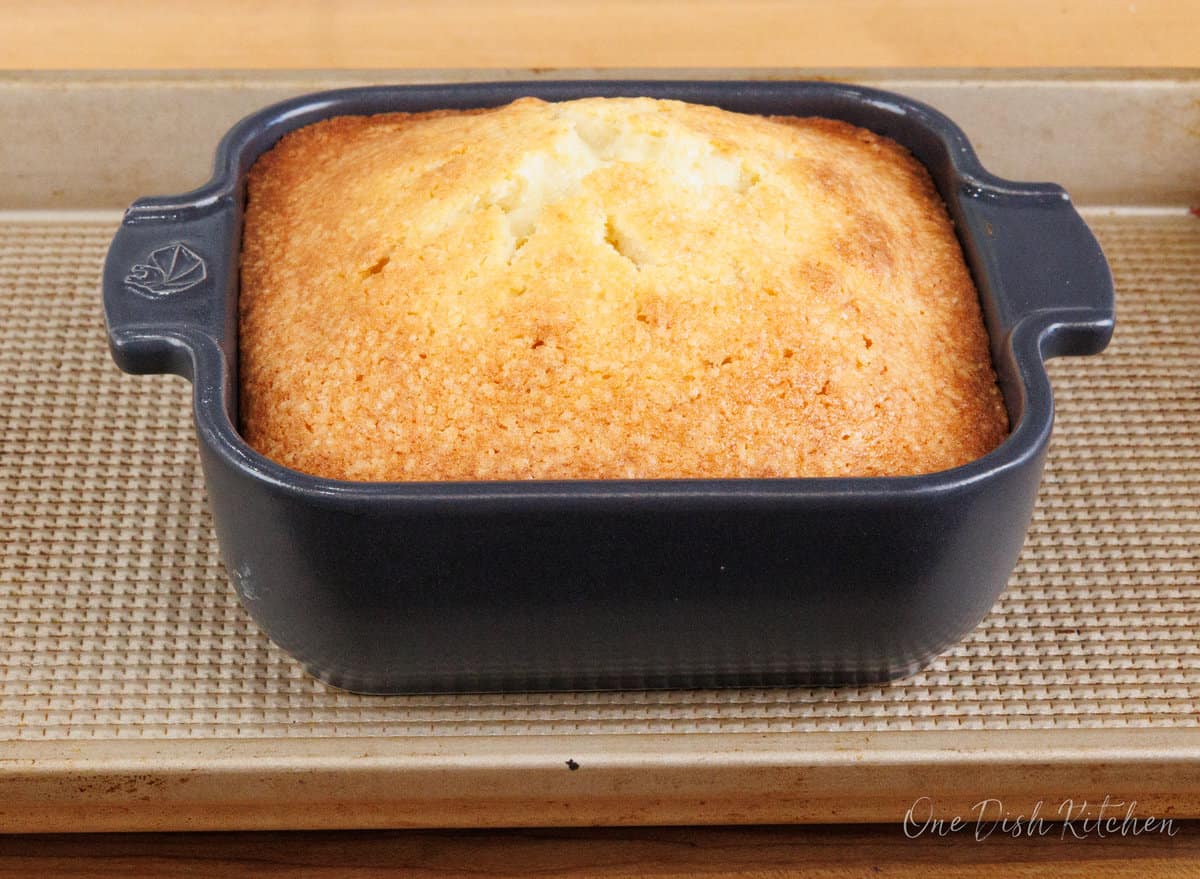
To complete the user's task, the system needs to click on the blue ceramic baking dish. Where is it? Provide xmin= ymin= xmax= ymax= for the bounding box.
xmin=102 ymin=81 xmax=1113 ymax=693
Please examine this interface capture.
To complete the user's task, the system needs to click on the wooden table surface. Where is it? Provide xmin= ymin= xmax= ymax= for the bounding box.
xmin=3 ymin=1 xmax=1199 ymax=875
xmin=3 ymin=823 xmax=1200 ymax=877
xmin=2 ymin=0 xmax=1198 ymax=68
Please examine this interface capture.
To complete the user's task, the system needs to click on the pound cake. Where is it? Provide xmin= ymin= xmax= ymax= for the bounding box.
xmin=239 ymin=97 xmax=1008 ymax=481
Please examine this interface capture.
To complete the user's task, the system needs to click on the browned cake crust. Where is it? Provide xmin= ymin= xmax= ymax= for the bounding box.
xmin=239 ymin=97 xmax=1008 ymax=481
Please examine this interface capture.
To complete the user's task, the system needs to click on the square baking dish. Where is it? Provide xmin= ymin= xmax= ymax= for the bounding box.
xmin=102 ymin=80 xmax=1113 ymax=693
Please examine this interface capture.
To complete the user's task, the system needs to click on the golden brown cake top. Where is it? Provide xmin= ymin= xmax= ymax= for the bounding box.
xmin=239 ymin=96 xmax=1008 ymax=481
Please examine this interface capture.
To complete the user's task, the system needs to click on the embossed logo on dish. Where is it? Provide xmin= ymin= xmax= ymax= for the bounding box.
xmin=125 ymin=242 xmax=207 ymax=296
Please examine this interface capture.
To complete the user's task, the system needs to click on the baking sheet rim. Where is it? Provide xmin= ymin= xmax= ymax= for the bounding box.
xmin=4 ymin=729 xmax=1200 ymax=832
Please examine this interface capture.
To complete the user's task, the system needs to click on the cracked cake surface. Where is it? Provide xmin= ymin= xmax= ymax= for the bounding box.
xmin=239 ymin=96 xmax=1008 ymax=481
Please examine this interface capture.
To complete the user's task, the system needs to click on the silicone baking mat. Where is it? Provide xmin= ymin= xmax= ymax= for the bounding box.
xmin=0 ymin=210 xmax=1197 ymax=829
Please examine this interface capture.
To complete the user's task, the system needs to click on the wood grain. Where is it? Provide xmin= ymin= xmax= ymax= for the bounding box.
xmin=1 ymin=824 xmax=1199 ymax=878
xmin=2 ymin=0 xmax=1198 ymax=69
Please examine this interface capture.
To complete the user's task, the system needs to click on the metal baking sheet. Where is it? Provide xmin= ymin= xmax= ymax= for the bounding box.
xmin=1 ymin=70 xmax=1198 ymax=833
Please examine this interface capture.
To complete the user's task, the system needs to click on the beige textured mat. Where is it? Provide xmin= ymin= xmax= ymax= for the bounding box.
xmin=1 ymin=213 xmax=1198 ymax=742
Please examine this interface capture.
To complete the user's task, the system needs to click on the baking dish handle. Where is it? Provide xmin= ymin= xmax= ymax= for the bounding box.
xmin=958 ymin=184 xmax=1115 ymax=359
xmin=102 ymin=193 xmax=237 ymax=380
